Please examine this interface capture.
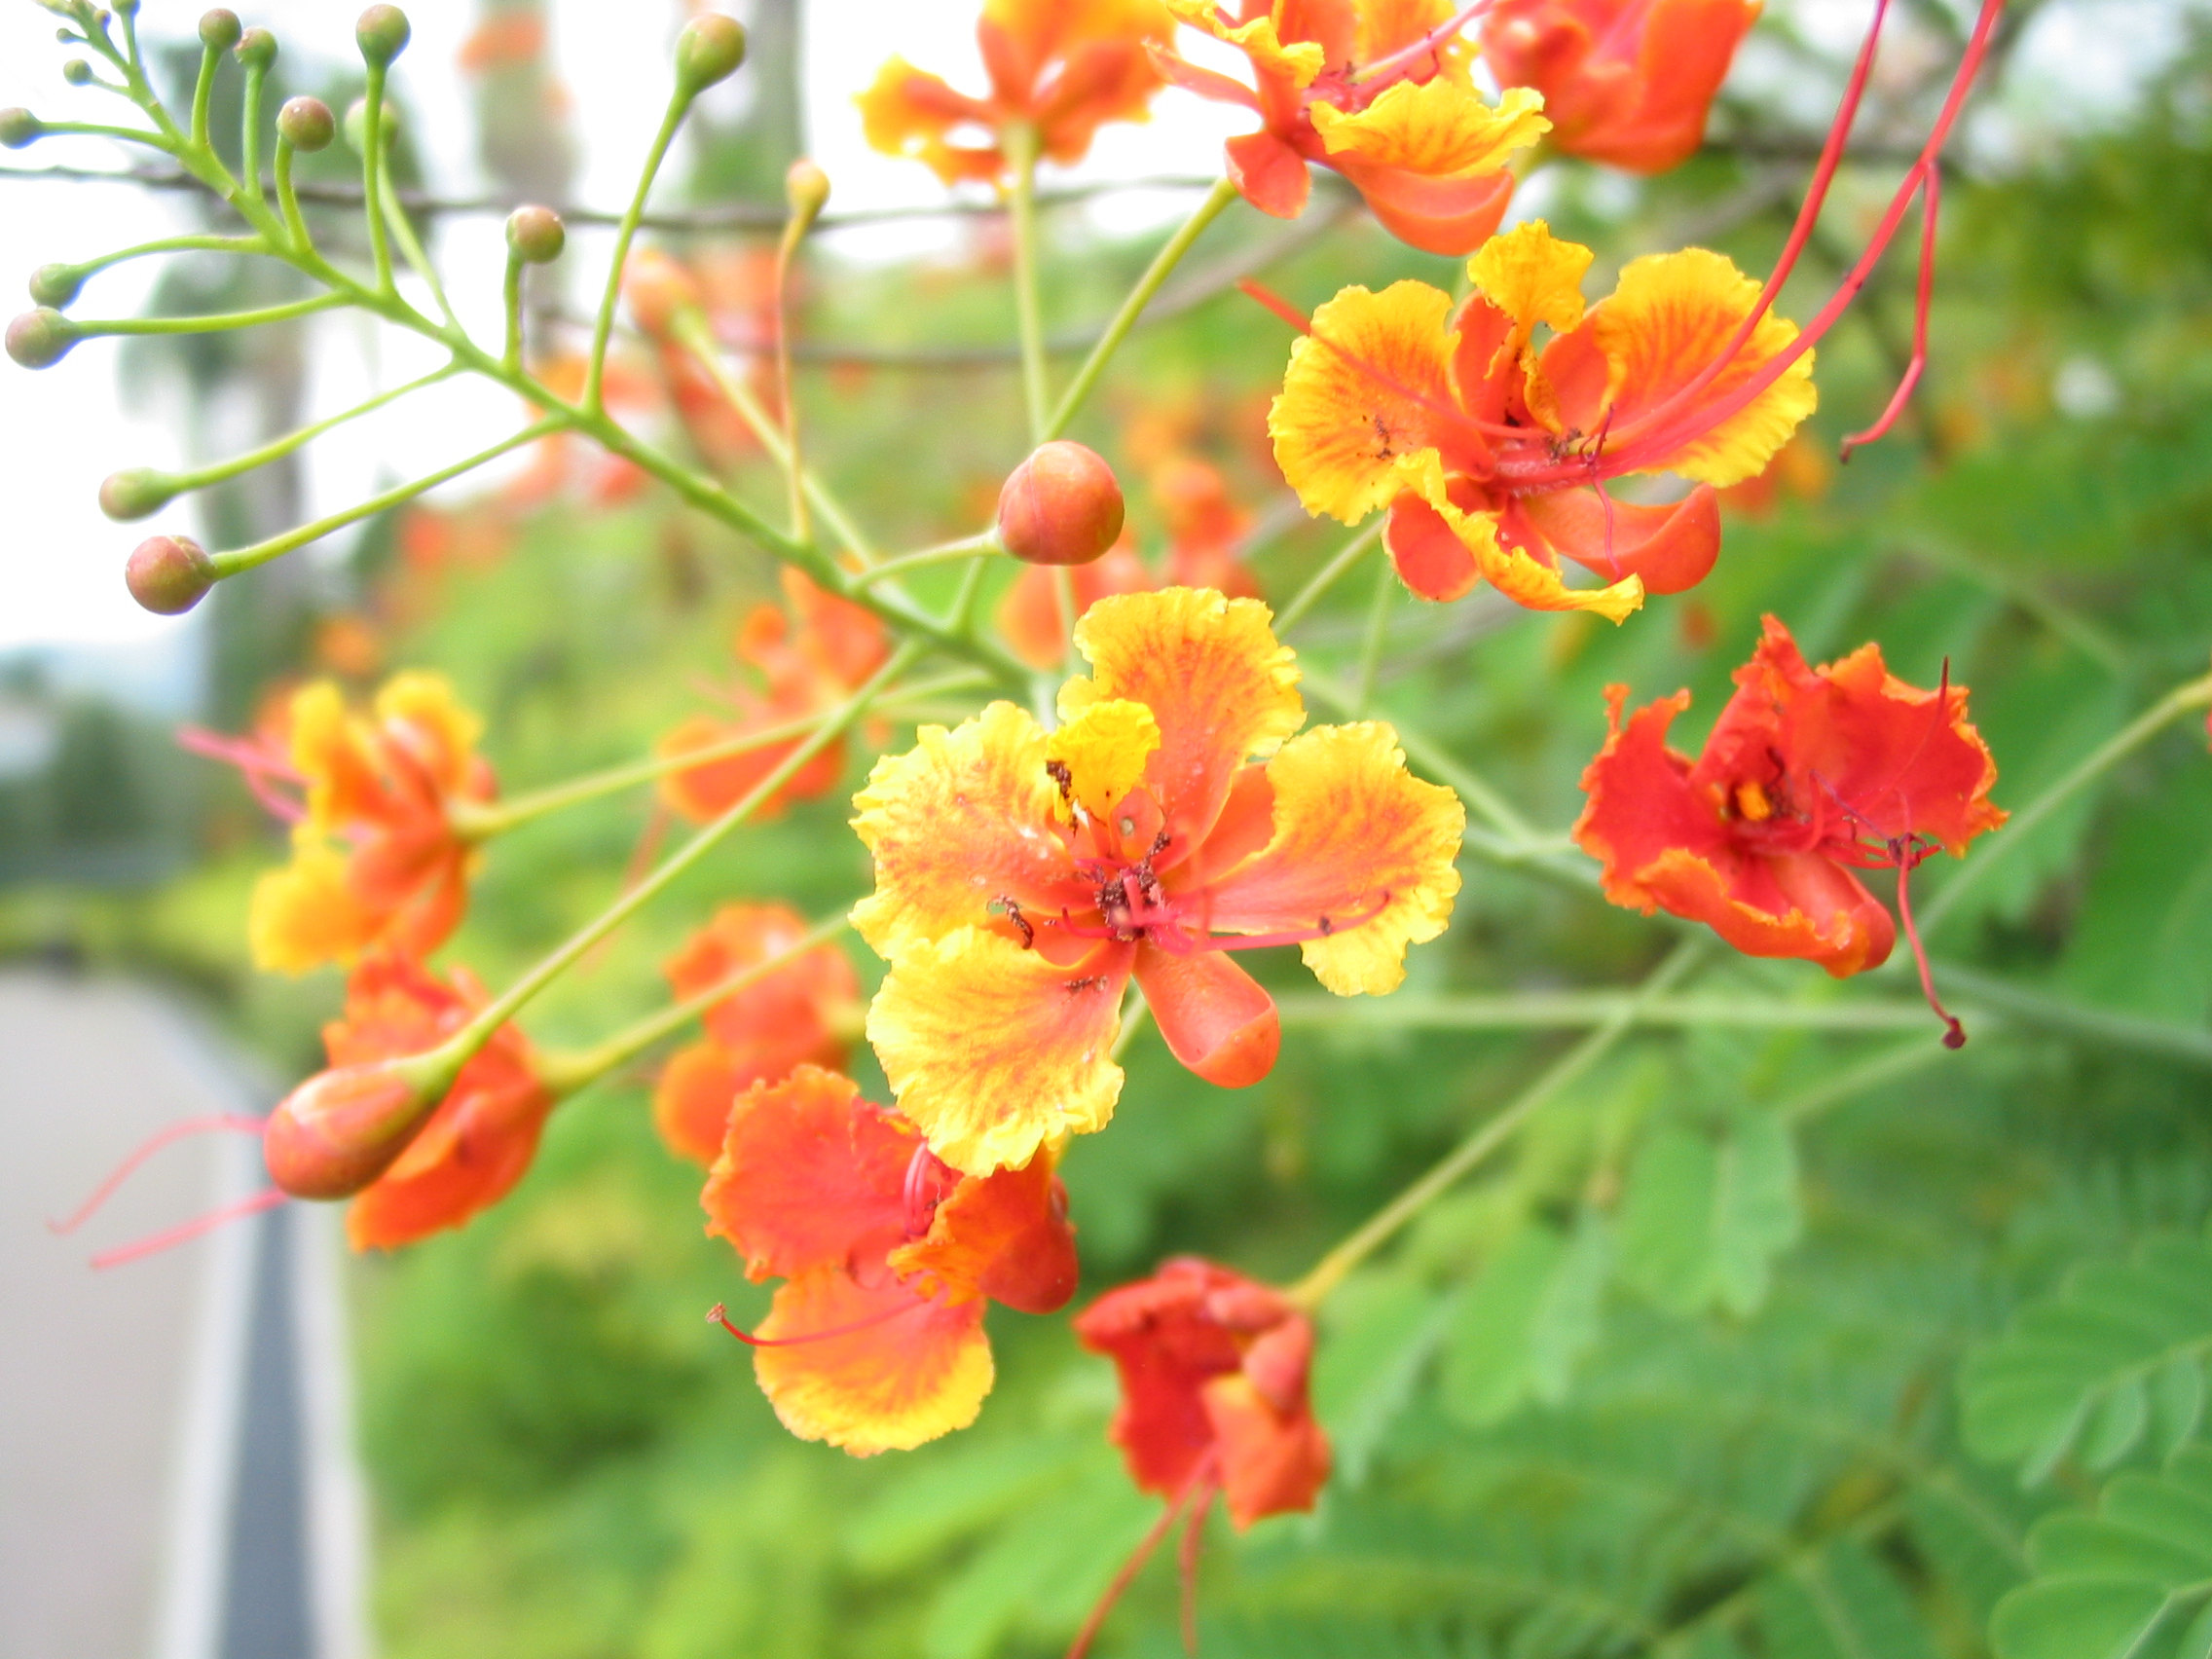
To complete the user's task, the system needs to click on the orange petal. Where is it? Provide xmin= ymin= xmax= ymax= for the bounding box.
xmin=1511 ymin=484 xmax=1722 ymax=595
xmin=1389 ymin=491 xmax=1645 ymax=620
xmin=702 ymin=1066 xmax=917 ymax=1281
xmin=752 ymin=1268 xmax=993 ymax=1456
xmin=1225 ymin=129 xmax=1311 ymax=218
xmin=1163 ymin=0 xmax=1325 ymax=88
xmin=652 ymin=1043 xmax=744 ymax=1165
xmin=1542 ymin=247 xmax=1817 ymax=487
xmin=1270 ymin=280 xmax=1462 ymax=526
xmin=849 ymin=702 xmax=1089 ymax=961
xmin=667 ymin=903 xmax=860 ymax=1062
xmin=1201 ymin=1368 xmax=1331 ymax=1529
xmin=654 ymin=712 xmax=841 ymax=824
xmin=888 ymin=1150 xmax=1079 ymax=1315
xmin=1063 ymin=588 xmax=1305 ymax=859
xmin=855 ymin=57 xmax=1002 ymax=185
xmin=1197 ymin=721 xmax=1464 ymax=995
xmin=348 ymin=1067 xmax=552 ymax=1249
xmin=248 ymin=835 xmax=379 ymax=974
xmin=866 ymin=927 xmax=1129 ymax=1174
xmin=997 ymin=541 xmax=1155 ymax=671
xmin=1133 ymin=943 xmax=1281 ymax=1088
xmin=1635 ymin=844 xmax=1896 ymax=976
xmin=1335 ymin=157 xmax=1519 ymax=256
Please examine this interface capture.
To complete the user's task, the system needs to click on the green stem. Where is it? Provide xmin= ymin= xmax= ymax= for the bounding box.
xmin=75 ymin=291 xmax=344 ymax=339
xmin=382 ymin=184 xmax=462 ymax=332
xmin=1273 ymin=519 xmax=1382 ymax=633
xmin=1923 ymin=960 xmax=2212 ymax=1068
xmin=1352 ymin=552 xmax=1395 ymax=715
xmin=1005 ymin=121 xmax=1051 ymax=441
xmin=1287 ymin=940 xmax=1708 ymax=1309
xmin=240 ymin=60 xmax=267 ymax=212
xmin=537 ymin=915 xmax=854 ymax=1098
xmin=1110 ymin=984 xmax=1151 ymax=1063
xmin=55 ymin=233 xmax=267 ymax=288
xmin=361 ymin=64 xmax=392 ymax=291
xmin=188 ymin=41 xmax=220 ymax=152
xmin=586 ymin=90 xmax=690 ymax=413
xmin=846 ymin=533 xmax=1000 ymax=590
xmin=775 ymin=217 xmax=811 ymax=541
xmin=25 ymin=120 xmax=177 ymax=151
xmin=1043 ymin=176 xmax=1237 ymax=442
xmin=500 ymin=249 xmax=525 ymax=371
xmin=275 ymin=138 xmax=311 ymax=252
xmin=1916 ymin=668 xmax=2212 ymax=937
xmin=208 ymin=420 xmax=556 ymax=578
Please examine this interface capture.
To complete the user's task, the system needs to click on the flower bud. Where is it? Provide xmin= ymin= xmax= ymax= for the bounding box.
xmin=620 ymin=246 xmax=703 ymax=340
xmin=234 ymin=25 xmax=276 ymax=69
xmin=61 ymin=59 xmax=94 ymax=86
xmin=996 ymin=442 xmax=1125 ymax=567
xmin=197 ymin=8 xmax=240 ymax=51
xmin=354 ymin=3 xmax=410 ymax=66
xmin=6 ymin=307 xmax=78 ymax=370
xmin=262 ymin=1060 xmax=439 ymax=1199
xmin=100 ymin=467 xmax=177 ymax=522
xmin=785 ymin=157 xmax=830 ymax=223
xmin=504 ymin=204 xmax=565 ymax=265
xmin=344 ymin=95 xmax=400 ymax=156
xmin=674 ymin=13 xmax=746 ymax=96
xmin=28 ymin=263 xmax=83 ymax=309
xmin=276 ymin=94 xmax=334 ymax=152
xmin=0 ymin=108 xmax=44 ymax=149
xmin=124 ymin=534 xmax=215 ymax=614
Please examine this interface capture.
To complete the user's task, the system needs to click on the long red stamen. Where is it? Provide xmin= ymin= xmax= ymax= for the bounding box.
xmin=1178 ymin=1480 xmax=1216 ymax=1656
xmin=1179 ymin=890 xmax=1394 ymax=955
xmin=1237 ymin=278 xmax=1310 ymax=335
xmin=1894 ymin=843 xmax=1966 ymax=1048
xmin=1066 ymin=1456 xmax=1219 ymax=1659
xmin=1840 ymin=161 xmax=1940 ymax=460
xmin=50 ymin=1113 xmax=269 ymax=1235
xmin=176 ymin=724 xmax=307 ymax=824
xmin=706 ymin=1296 xmax=929 ymax=1348
xmin=90 ymin=1186 xmax=286 ymax=1271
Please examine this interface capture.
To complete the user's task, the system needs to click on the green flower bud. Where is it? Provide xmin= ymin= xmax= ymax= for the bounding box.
xmin=276 ymin=94 xmax=334 ymax=152
xmin=0 ymin=109 xmax=43 ymax=149
xmin=235 ymin=25 xmax=276 ymax=69
xmin=354 ymin=4 xmax=410 ymax=67
xmin=28 ymin=263 xmax=84 ymax=309
xmin=99 ymin=467 xmax=177 ymax=522
xmin=61 ymin=59 xmax=95 ymax=86
xmin=6 ymin=308 xmax=78 ymax=370
xmin=344 ymin=94 xmax=400 ymax=156
xmin=197 ymin=8 xmax=240 ymax=51
xmin=673 ymin=13 xmax=746 ymax=96
xmin=504 ymin=204 xmax=565 ymax=265
xmin=125 ymin=535 xmax=216 ymax=615
xmin=785 ymin=157 xmax=830 ymax=222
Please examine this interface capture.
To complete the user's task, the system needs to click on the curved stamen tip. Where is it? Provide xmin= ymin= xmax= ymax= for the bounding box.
xmin=709 ymin=1294 xmax=932 ymax=1349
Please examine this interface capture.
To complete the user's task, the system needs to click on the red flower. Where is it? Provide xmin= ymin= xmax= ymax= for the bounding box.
xmin=1573 ymin=615 xmax=2005 ymax=1037
xmin=1480 ymin=0 xmax=1760 ymax=174
xmin=652 ymin=903 xmax=863 ymax=1163
xmin=702 ymin=1067 xmax=1078 ymax=1456
xmin=322 ymin=956 xmax=552 ymax=1249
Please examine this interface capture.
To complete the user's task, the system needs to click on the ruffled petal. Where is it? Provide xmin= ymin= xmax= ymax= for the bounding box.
xmin=752 ymin=1269 xmax=993 ymax=1456
xmin=702 ymin=1066 xmax=917 ymax=1281
xmin=855 ymin=56 xmax=1004 ymax=185
xmin=1541 ymin=247 xmax=1817 ymax=487
xmin=849 ymin=702 xmax=1088 ymax=961
xmin=1197 ymin=722 xmax=1465 ymax=995
xmin=249 ymin=835 xmax=380 ymax=974
xmin=888 ymin=1150 xmax=1079 ymax=1315
xmin=1133 ymin=943 xmax=1281 ymax=1088
xmin=866 ymin=927 xmax=1130 ymax=1174
xmin=667 ymin=903 xmax=860 ymax=1065
xmin=1467 ymin=218 xmax=1592 ymax=345
xmin=1063 ymin=588 xmax=1305 ymax=858
xmin=1389 ymin=491 xmax=1646 ymax=620
xmin=1511 ymin=483 xmax=1722 ymax=595
xmin=1047 ymin=697 xmax=1162 ymax=822
xmin=1163 ymin=0 xmax=1325 ymax=88
xmin=1270 ymin=280 xmax=1462 ymax=525
xmin=1309 ymin=79 xmax=1547 ymax=179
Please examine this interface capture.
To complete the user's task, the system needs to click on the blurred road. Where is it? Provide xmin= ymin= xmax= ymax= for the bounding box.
xmin=0 ymin=970 xmax=365 ymax=1659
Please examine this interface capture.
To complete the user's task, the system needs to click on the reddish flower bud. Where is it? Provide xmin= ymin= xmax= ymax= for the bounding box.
xmin=504 ymin=204 xmax=565 ymax=265
xmin=235 ymin=25 xmax=276 ymax=69
xmin=276 ymin=94 xmax=334 ymax=152
xmin=996 ymin=441 xmax=1125 ymax=567
xmin=198 ymin=9 xmax=241 ymax=51
xmin=0 ymin=108 xmax=45 ymax=149
xmin=28 ymin=262 xmax=83 ymax=309
xmin=621 ymin=246 xmax=703 ymax=340
xmin=262 ymin=1060 xmax=438 ymax=1199
xmin=125 ymin=535 xmax=215 ymax=614
xmin=100 ymin=467 xmax=177 ymax=522
xmin=7 ymin=307 xmax=77 ymax=369
xmin=674 ymin=13 xmax=746 ymax=96
xmin=785 ymin=157 xmax=830 ymax=222
xmin=354 ymin=3 xmax=410 ymax=66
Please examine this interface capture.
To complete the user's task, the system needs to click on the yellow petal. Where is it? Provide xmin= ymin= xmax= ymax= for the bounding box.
xmin=373 ymin=670 xmax=482 ymax=796
xmin=866 ymin=926 xmax=1125 ymax=1174
xmin=1200 ymin=722 xmax=1465 ymax=994
xmin=1163 ymin=0 xmax=1324 ymax=88
xmin=248 ymin=835 xmax=377 ymax=975
xmin=1046 ymin=697 xmax=1161 ymax=821
xmin=849 ymin=702 xmax=1079 ymax=962
xmin=1270 ymin=280 xmax=1460 ymax=525
xmin=1309 ymin=80 xmax=1547 ymax=178
xmin=1467 ymin=219 xmax=1592 ymax=345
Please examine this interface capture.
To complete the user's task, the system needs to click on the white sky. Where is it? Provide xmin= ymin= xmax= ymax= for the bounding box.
xmin=0 ymin=0 xmax=2188 ymax=667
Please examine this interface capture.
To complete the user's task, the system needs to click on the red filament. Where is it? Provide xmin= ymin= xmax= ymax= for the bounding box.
xmin=50 ymin=1113 xmax=268 ymax=1235
xmin=91 ymin=1186 xmax=287 ymax=1271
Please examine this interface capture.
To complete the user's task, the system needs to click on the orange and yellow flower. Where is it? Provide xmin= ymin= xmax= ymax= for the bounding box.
xmin=858 ymin=0 xmax=1173 ymax=187
xmin=242 ymin=673 xmax=496 ymax=976
xmin=324 ymin=955 xmax=552 ymax=1251
xmin=1154 ymin=0 xmax=1548 ymax=253
xmin=652 ymin=903 xmax=864 ymax=1164
xmin=1573 ymin=615 xmax=2004 ymax=980
xmin=1481 ymin=0 xmax=1761 ymax=174
xmin=702 ymin=1066 xmax=1079 ymax=1456
xmin=1269 ymin=218 xmax=1818 ymax=620
xmin=657 ymin=570 xmax=890 ymax=823
xmin=854 ymin=587 xmax=1464 ymax=1174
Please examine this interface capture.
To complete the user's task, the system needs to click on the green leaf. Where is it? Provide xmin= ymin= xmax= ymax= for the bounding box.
xmin=1757 ymin=1539 xmax=1942 ymax=1659
xmin=1990 ymin=1580 xmax=2175 ymax=1659
xmin=1962 ymin=1233 xmax=2212 ymax=1481
xmin=1616 ymin=1115 xmax=1800 ymax=1319
xmin=1439 ymin=1213 xmax=1607 ymax=1427
xmin=1315 ymin=1270 xmax=1455 ymax=1487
